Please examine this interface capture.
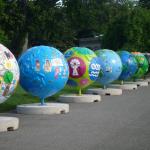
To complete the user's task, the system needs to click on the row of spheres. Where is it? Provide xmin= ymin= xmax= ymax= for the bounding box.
xmin=0 ymin=43 xmax=149 ymax=104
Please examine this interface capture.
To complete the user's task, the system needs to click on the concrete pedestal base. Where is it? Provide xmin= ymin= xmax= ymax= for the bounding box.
xmin=125 ymin=81 xmax=148 ymax=87
xmin=109 ymin=83 xmax=137 ymax=90
xmin=17 ymin=103 xmax=69 ymax=115
xmin=86 ymin=88 xmax=122 ymax=96
xmin=145 ymin=78 xmax=150 ymax=83
xmin=59 ymin=94 xmax=101 ymax=103
xmin=0 ymin=117 xmax=19 ymax=132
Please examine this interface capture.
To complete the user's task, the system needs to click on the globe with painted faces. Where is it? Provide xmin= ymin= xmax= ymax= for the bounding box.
xmin=18 ymin=46 xmax=69 ymax=104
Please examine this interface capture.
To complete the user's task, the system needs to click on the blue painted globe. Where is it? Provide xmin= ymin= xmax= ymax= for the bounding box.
xmin=117 ymin=51 xmax=138 ymax=81
xmin=18 ymin=46 xmax=69 ymax=105
xmin=95 ymin=49 xmax=122 ymax=86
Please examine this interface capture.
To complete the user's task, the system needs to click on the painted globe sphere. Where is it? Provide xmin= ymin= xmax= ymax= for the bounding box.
xmin=96 ymin=49 xmax=122 ymax=86
xmin=143 ymin=53 xmax=150 ymax=74
xmin=18 ymin=46 xmax=69 ymax=103
xmin=0 ymin=44 xmax=19 ymax=104
xmin=117 ymin=50 xmax=138 ymax=80
xmin=132 ymin=52 xmax=149 ymax=79
xmin=64 ymin=47 xmax=101 ymax=89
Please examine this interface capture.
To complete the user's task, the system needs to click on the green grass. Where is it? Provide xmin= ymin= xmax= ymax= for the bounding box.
xmin=0 ymin=83 xmax=98 ymax=113
xmin=0 ymin=81 xmax=106 ymax=113
xmin=0 ymin=76 xmax=146 ymax=113
xmin=0 ymin=86 xmax=38 ymax=113
xmin=1 ymin=79 xmax=133 ymax=113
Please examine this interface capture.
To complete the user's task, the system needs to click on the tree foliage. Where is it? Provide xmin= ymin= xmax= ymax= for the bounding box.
xmin=0 ymin=0 xmax=149 ymax=56
xmin=139 ymin=0 xmax=150 ymax=9
xmin=102 ymin=4 xmax=150 ymax=52
xmin=27 ymin=0 xmax=75 ymax=51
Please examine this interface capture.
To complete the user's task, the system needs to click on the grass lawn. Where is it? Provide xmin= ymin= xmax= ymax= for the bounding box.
xmin=0 ymin=80 xmax=126 ymax=113
xmin=0 ymin=83 xmax=102 ymax=113
xmin=0 ymin=85 xmax=38 ymax=113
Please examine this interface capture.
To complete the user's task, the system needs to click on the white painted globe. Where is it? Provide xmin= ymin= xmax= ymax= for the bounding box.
xmin=0 ymin=44 xmax=19 ymax=104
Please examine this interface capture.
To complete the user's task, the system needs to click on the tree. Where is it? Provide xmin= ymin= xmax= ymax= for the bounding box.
xmin=139 ymin=0 xmax=150 ymax=9
xmin=0 ymin=1 xmax=9 ymax=45
xmin=102 ymin=4 xmax=150 ymax=52
xmin=0 ymin=0 xmax=149 ymax=56
xmin=0 ymin=1 xmax=26 ymax=56
xmin=102 ymin=5 xmax=129 ymax=50
xmin=0 ymin=0 xmax=75 ymax=55
xmin=141 ymin=8 xmax=150 ymax=51
xmin=63 ymin=0 xmax=115 ymax=38
xmin=0 ymin=29 xmax=9 ymax=45
xmin=26 ymin=0 xmax=75 ymax=51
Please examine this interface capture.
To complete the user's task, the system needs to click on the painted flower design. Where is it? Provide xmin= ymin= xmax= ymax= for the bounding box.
xmin=80 ymin=78 xmax=89 ymax=86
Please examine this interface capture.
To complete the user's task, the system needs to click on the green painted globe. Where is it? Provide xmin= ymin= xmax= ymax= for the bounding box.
xmin=132 ymin=52 xmax=149 ymax=79
xmin=64 ymin=47 xmax=101 ymax=90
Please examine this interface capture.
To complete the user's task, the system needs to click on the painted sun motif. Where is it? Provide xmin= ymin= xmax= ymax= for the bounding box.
xmin=4 ymin=61 xmax=12 ymax=69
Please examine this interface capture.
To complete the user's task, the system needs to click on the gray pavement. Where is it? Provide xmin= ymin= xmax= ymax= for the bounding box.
xmin=0 ymin=85 xmax=150 ymax=150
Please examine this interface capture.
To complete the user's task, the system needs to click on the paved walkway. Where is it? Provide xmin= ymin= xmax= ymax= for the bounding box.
xmin=0 ymin=85 xmax=150 ymax=150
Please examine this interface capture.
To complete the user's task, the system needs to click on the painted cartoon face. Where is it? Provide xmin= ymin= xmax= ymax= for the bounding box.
xmin=44 ymin=60 xmax=52 ymax=72
xmin=68 ymin=57 xmax=86 ymax=78
xmin=4 ymin=51 xmax=13 ymax=60
xmin=105 ymin=66 xmax=112 ymax=73
xmin=55 ymin=67 xmax=60 ymax=79
xmin=35 ymin=60 xmax=40 ymax=71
